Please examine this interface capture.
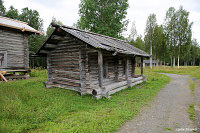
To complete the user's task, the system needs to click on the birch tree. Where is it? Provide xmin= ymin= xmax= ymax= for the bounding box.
xmin=144 ymin=14 xmax=157 ymax=69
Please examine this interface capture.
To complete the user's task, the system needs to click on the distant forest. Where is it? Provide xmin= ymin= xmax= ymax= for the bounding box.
xmin=0 ymin=0 xmax=199 ymax=67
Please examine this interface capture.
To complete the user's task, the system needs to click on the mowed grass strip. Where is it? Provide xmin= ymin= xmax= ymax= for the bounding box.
xmin=152 ymin=66 xmax=200 ymax=79
xmin=0 ymin=69 xmax=170 ymax=133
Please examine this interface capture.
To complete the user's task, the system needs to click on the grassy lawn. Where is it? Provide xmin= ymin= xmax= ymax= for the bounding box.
xmin=152 ymin=66 xmax=200 ymax=79
xmin=0 ymin=68 xmax=170 ymax=133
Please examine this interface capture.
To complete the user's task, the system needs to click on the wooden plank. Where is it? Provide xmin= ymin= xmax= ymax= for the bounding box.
xmin=98 ymin=50 xmax=103 ymax=87
xmin=40 ymin=50 xmax=49 ymax=54
xmin=141 ymin=57 xmax=144 ymax=76
xmin=0 ymin=73 xmax=8 ymax=82
xmin=45 ymin=43 xmax=57 ymax=49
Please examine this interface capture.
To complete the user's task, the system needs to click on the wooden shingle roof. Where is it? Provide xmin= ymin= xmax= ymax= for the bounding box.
xmin=38 ymin=23 xmax=149 ymax=57
xmin=0 ymin=16 xmax=42 ymax=34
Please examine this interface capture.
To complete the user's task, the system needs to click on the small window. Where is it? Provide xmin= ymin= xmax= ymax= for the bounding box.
xmin=0 ymin=51 xmax=7 ymax=68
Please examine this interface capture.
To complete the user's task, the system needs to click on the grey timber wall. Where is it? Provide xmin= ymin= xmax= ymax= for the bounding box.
xmin=0 ymin=28 xmax=29 ymax=69
xmin=48 ymin=40 xmax=82 ymax=90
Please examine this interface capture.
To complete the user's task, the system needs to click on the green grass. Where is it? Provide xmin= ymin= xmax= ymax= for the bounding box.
xmin=188 ymin=104 xmax=196 ymax=121
xmin=152 ymin=66 xmax=200 ymax=79
xmin=164 ymin=127 xmax=172 ymax=131
xmin=188 ymin=79 xmax=195 ymax=95
xmin=0 ymin=69 xmax=170 ymax=133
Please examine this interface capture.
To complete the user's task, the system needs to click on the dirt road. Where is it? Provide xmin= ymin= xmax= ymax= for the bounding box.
xmin=118 ymin=74 xmax=195 ymax=133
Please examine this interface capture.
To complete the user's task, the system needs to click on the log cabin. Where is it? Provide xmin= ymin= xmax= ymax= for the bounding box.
xmin=0 ymin=16 xmax=41 ymax=70
xmin=0 ymin=16 xmax=41 ymax=80
xmin=37 ymin=23 xmax=149 ymax=98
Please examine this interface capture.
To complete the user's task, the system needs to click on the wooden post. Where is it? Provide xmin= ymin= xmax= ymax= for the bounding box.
xmin=125 ymin=57 xmax=130 ymax=86
xmin=131 ymin=56 xmax=136 ymax=77
xmin=114 ymin=57 xmax=118 ymax=81
xmin=141 ymin=57 xmax=144 ymax=76
xmin=98 ymin=50 xmax=103 ymax=87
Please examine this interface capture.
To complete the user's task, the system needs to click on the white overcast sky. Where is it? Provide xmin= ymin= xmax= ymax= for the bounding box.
xmin=4 ymin=0 xmax=200 ymax=43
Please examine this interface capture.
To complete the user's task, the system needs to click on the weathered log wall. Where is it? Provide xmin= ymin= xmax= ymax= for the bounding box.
xmin=48 ymin=41 xmax=82 ymax=91
xmin=0 ymin=28 xmax=29 ymax=69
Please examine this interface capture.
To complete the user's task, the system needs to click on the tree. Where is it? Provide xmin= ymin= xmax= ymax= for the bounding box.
xmin=130 ymin=35 xmax=145 ymax=51
xmin=46 ymin=17 xmax=63 ymax=37
xmin=19 ymin=7 xmax=43 ymax=31
xmin=163 ymin=6 xmax=193 ymax=67
xmin=6 ymin=6 xmax=19 ymax=19
xmin=128 ymin=21 xmax=137 ymax=41
xmin=144 ymin=13 xmax=157 ymax=69
xmin=77 ymin=0 xmax=129 ymax=38
xmin=190 ymin=39 xmax=199 ymax=65
xmin=153 ymin=25 xmax=167 ymax=65
xmin=17 ymin=7 xmax=45 ymax=55
xmin=163 ymin=7 xmax=177 ymax=67
xmin=176 ymin=6 xmax=193 ymax=68
xmin=0 ymin=0 xmax=6 ymax=16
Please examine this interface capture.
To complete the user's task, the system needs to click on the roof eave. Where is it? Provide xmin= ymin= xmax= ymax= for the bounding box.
xmin=0 ymin=23 xmax=43 ymax=35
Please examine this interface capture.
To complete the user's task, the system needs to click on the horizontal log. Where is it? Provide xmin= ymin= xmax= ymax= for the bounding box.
xmin=45 ymin=82 xmax=80 ymax=91
xmin=50 ymin=67 xmax=80 ymax=72
xmin=51 ymin=35 xmax=71 ymax=40
xmin=52 ymin=77 xmax=80 ymax=84
xmin=53 ymin=80 xmax=80 ymax=87
xmin=50 ymin=64 xmax=79 ymax=68
xmin=44 ymin=43 xmax=57 ymax=49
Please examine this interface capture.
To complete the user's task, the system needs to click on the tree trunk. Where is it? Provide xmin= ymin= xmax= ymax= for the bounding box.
xmin=171 ymin=56 xmax=173 ymax=67
xmin=164 ymin=59 xmax=166 ymax=67
xmin=173 ymin=57 xmax=176 ymax=67
xmin=150 ymin=42 xmax=152 ymax=69
xmin=193 ymin=58 xmax=195 ymax=66
xmin=177 ymin=55 xmax=180 ymax=68
xmin=184 ymin=58 xmax=187 ymax=66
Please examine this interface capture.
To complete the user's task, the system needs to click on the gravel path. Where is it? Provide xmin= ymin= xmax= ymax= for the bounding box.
xmin=118 ymin=74 xmax=195 ymax=133
xmin=194 ymin=80 xmax=200 ymax=129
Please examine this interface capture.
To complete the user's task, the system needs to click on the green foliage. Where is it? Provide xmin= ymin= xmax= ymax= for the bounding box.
xmin=18 ymin=8 xmax=45 ymax=55
xmin=188 ymin=104 xmax=196 ymax=121
xmin=5 ymin=6 xmax=19 ymax=19
xmin=28 ymin=34 xmax=46 ymax=54
xmin=77 ymin=0 xmax=129 ymax=38
xmin=0 ymin=0 xmax=6 ymax=16
xmin=188 ymin=79 xmax=195 ymax=94
xmin=19 ymin=7 xmax=43 ymax=31
xmin=144 ymin=13 xmax=157 ymax=53
xmin=0 ymin=69 xmax=170 ymax=132
xmin=46 ymin=17 xmax=63 ymax=37
xmin=130 ymin=35 xmax=145 ymax=51
xmin=153 ymin=25 xmax=168 ymax=61
xmin=163 ymin=6 xmax=194 ymax=66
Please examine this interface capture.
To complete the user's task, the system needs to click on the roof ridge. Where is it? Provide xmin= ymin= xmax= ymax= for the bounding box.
xmin=0 ymin=16 xmax=28 ymax=25
xmin=52 ymin=23 xmax=128 ymax=43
